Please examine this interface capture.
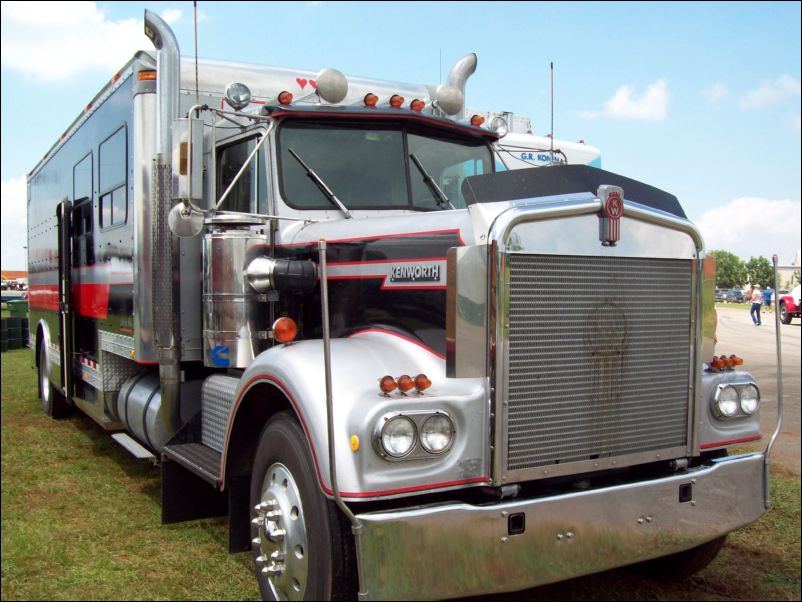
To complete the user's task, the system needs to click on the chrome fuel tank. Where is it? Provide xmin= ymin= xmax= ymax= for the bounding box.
xmin=203 ymin=216 xmax=270 ymax=369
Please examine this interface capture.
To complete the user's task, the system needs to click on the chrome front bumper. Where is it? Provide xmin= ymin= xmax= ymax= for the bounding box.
xmin=355 ymin=453 xmax=766 ymax=601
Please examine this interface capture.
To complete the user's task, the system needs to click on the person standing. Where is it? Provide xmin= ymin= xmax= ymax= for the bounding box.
xmin=750 ymin=284 xmax=764 ymax=325
xmin=764 ymin=286 xmax=773 ymax=313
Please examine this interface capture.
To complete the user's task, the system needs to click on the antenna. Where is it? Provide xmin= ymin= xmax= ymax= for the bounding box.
xmin=550 ymin=61 xmax=554 ymax=165
xmin=194 ymin=1 xmax=200 ymax=105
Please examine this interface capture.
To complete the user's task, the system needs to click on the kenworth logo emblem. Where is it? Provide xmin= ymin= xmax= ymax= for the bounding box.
xmin=390 ymin=264 xmax=441 ymax=283
xmin=598 ymin=185 xmax=624 ymax=246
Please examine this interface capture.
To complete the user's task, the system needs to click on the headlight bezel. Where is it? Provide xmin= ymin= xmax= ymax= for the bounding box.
xmin=712 ymin=382 xmax=761 ymax=420
xmin=378 ymin=415 xmax=418 ymax=459
xmin=374 ymin=410 xmax=456 ymax=461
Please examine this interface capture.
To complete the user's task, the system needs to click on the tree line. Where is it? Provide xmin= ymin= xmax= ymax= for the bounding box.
xmin=709 ymin=250 xmax=800 ymax=290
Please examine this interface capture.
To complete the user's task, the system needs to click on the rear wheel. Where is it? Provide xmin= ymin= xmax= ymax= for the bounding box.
xmin=780 ymin=302 xmax=792 ymax=324
xmin=249 ymin=412 xmax=355 ymax=601
xmin=38 ymin=342 xmax=69 ymax=418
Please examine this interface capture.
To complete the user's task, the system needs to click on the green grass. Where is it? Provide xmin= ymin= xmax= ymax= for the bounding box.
xmin=2 ymin=348 xmax=800 ymax=601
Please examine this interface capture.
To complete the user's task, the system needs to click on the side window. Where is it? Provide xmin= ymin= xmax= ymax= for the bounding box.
xmin=217 ymin=136 xmax=266 ymax=214
xmin=73 ymin=153 xmax=92 ymax=202
xmin=99 ymin=126 xmax=127 ymax=228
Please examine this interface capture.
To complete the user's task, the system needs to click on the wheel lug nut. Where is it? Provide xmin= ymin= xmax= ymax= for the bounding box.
xmin=265 ymin=510 xmax=282 ymax=520
xmin=262 ymin=564 xmax=284 ymax=576
xmin=255 ymin=555 xmax=268 ymax=565
xmin=251 ymin=517 xmax=264 ymax=527
xmin=268 ymin=528 xmax=286 ymax=541
xmin=270 ymin=551 xmax=286 ymax=562
xmin=251 ymin=537 xmax=261 ymax=546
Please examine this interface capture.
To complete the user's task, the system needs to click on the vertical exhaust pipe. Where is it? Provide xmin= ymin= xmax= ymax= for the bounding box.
xmin=434 ymin=53 xmax=477 ymax=117
xmin=143 ymin=10 xmax=182 ymax=449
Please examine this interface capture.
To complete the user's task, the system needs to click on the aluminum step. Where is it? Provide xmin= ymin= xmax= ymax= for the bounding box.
xmin=162 ymin=442 xmax=222 ymax=486
xmin=112 ymin=433 xmax=156 ymax=460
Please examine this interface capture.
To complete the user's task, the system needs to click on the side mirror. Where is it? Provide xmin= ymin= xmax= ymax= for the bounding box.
xmin=171 ymin=117 xmax=204 ymax=203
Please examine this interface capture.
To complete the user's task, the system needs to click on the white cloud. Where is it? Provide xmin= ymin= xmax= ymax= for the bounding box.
xmin=1 ymin=177 xmax=28 ymax=270
xmin=702 ymin=83 xmax=728 ymax=104
xmin=739 ymin=75 xmax=801 ymax=109
xmin=0 ymin=2 xmax=173 ymax=82
xmin=696 ymin=197 xmax=802 ymax=264
xmin=580 ymin=80 xmax=669 ymax=121
xmin=161 ymin=8 xmax=182 ymax=25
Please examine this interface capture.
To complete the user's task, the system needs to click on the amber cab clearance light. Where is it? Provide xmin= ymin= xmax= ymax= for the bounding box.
xmin=389 ymin=94 xmax=405 ymax=108
xmin=272 ymin=317 xmax=298 ymax=344
xmin=397 ymin=374 xmax=415 ymax=393
xmin=470 ymin=115 xmax=485 ymax=127
xmin=710 ymin=356 xmax=726 ymax=370
xmin=379 ymin=375 xmax=397 ymax=395
xmin=278 ymin=91 xmax=293 ymax=105
xmin=138 ymin=70 xmax=157 ymax=81
xmin=414 ymin=374 xmax=432 ymax=392
xmin=364 ymin=93 xmax=379 ymax=107
xmin=410 ymin=99 xmax=425 ymax=112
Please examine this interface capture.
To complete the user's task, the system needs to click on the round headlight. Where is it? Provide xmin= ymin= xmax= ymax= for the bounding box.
xmin=420 ymin=414 xmax=455 ymax=454
xmin=380 ymin=416 xmax=417 ymax=458
xmin=225 ymin=82 xmax=252 ymax=110
xmin=489 ymin=116 xmax=509 ymax=138
xmin=740 ymin=384 xmax=760 ymax=415
xmin=715 ymin=385 xmax=739 ymax=418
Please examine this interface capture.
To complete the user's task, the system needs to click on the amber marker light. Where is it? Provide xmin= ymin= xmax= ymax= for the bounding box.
xmin=410 ymin=99 xmax=425 ymax=112
xmin=364 ymin=93 xmax=379 ymax=107
xmin=397 ymin=375 xmax=415 ymax=393
xmin=350 ymin=435 xmax=360 ymax=452
xmin=730 ymin=354 xmax=744 ymax=366
xmin=389 ymin=94 xmax=405 ymax=108
xmin=379 ymin=375 xmax=397 ymax=395
xmin=414 ymin=374 xmax=432 ymax=393
xmin=278 ymin=91 xmax=293 ymax=105
xmin=470 ymin=115 xmax=485 ymax=127
xmin=710 ymin=356 xmax=725 ymax=370
xmin=138 ymin=70 xmax=157 ymax=81
xmin=272 ymin=317 xmax=298 ymax=344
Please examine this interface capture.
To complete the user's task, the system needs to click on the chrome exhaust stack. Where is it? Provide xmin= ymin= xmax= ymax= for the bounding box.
xmin=434 ymin=53 xmax=477 ymax=117
xmin=142 ymin=10 xmax=183 ymax=449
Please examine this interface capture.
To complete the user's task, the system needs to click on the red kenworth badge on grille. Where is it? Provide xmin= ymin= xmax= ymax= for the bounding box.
xmin=598 ymin=185 xmax=624 ymax=246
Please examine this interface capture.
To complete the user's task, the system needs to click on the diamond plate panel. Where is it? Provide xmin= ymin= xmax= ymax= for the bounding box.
xmin=201 ymin=375 xmax=239 ymax=453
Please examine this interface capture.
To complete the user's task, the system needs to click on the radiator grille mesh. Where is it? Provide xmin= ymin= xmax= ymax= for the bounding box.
xmin=504 ymin=254 xmax=692 ymax=472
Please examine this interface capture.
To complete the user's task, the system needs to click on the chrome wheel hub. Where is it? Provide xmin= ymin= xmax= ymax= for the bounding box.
xmin=253 ymin=463 xmax=308 ymax=600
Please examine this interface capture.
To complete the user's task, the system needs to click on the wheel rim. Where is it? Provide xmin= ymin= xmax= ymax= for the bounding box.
xmin=39 ymin=344 xmax=51 ymax=410
xmin=253 ymin=463 xmax=309 ymax=601
xmin=781 ymin=305 xmax=787 ymax=320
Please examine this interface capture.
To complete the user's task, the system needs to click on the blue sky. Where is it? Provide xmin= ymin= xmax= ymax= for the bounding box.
xmin=2 ymin=1 xmax=800 ymax=269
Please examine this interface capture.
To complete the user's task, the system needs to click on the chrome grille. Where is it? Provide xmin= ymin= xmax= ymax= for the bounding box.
xmin=504 ymin=254 xmax=692 ymax=472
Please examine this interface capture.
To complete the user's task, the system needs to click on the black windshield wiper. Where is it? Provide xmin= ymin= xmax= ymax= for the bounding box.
xmin=409 ymin=153 xmax=455 ymax=210
xmin=288 ymin=148 xmax=353 ymax=219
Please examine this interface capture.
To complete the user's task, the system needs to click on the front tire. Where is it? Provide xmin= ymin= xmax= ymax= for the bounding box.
xmin=780 ymin=302 xmax=792 ymax=324
xmin=249 ymin=412 xmax=355 ymax=601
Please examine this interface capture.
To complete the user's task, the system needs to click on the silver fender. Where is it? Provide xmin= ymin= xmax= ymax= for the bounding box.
xmin=35 ymin=319 xmax=58 ymax=377
xmin=220 ymin=329 xmax=490 ymax=500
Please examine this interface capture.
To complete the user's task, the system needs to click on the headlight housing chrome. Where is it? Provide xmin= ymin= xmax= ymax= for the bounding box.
xmin=713 ymin=383 xmax=760 ymax=419
xmin=374 ymin=411 xmax=456 ymax=460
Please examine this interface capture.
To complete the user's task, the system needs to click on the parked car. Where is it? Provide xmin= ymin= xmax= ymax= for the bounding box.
xmin=779 ymin=285 xmax=801 ymax=324
xmin=715 ymin=288 xmax=728 ymax=302
xmin=725 ymin=289 xmax=744 ymax=303
xmin=15 ymin=278 xmax=27 ymax=291
xmin=1 ymin=278 xmax=7 ymax=290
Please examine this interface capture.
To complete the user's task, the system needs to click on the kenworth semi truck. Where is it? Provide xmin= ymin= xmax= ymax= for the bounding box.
xmin=27 ymin=10 xmax=775 ymax=601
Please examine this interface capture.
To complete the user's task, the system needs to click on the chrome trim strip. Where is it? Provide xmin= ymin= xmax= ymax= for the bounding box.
xmin=355 ymin=453 xmax=766 ymax=601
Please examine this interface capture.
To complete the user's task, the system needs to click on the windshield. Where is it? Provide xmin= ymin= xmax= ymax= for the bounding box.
xmin=278 ymin=121 xmax=493 ymax=211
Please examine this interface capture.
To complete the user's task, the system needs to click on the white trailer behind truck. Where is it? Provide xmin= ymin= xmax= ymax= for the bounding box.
xmin=27 ymin=10 xmax=777 ymax=601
